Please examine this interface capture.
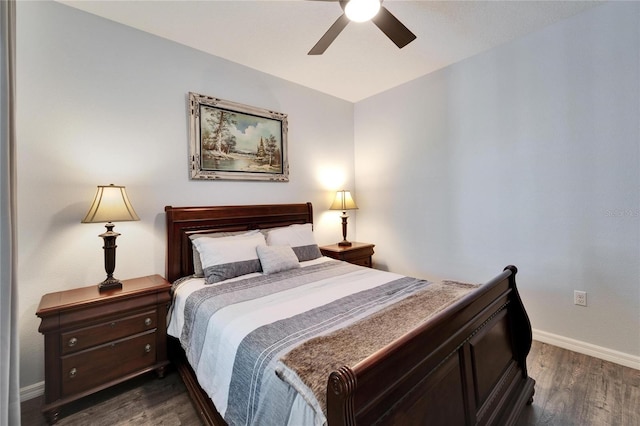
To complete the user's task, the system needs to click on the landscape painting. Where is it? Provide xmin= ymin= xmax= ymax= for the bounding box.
xmin=189 ymin=92 xmax=289 ymax=181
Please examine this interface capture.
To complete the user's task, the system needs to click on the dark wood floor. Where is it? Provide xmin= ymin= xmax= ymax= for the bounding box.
xmin=21 ymin=341 xmax=639 ymax=426
xmin=516 ymin=341 xmax=639 ymax=426
xmin=20 ymin=370 xmax=200 ymax=426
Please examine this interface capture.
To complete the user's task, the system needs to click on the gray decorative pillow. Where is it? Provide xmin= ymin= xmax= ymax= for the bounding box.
xmin=190 ymin=232 xmax=266 ymax=284
xmin=257 ymin=245 xmax=300 ymax=275
xmin=265 ymin=223 xmax=322 ymax=262
xmin=190 ymin=230 xmax=259 ymax=277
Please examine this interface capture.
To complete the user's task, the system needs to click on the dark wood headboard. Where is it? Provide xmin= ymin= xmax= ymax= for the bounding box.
xmin=165 ymin=203 xmax=314 ymax=283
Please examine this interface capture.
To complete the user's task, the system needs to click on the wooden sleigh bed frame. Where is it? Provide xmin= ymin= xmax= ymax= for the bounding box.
xmin=165 ymin=203 xmax=535 ymax=426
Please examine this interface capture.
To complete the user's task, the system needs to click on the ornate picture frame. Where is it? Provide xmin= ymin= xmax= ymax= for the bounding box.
xmin=189 ymin=92 xmax=289 ymax=181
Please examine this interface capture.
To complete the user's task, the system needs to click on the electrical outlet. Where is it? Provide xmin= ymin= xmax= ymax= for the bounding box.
xmin=574 ymin=290 xmax=587 ymax=307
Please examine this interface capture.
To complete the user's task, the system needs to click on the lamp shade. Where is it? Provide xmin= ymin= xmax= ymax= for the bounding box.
xmin=330 ymin=190 xmax=358 ymax=211
xmin=81 ymin=184 xmax=140 ymax=223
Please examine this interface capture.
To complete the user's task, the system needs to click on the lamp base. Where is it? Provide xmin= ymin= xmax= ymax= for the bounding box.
xmin=98 ymin=277 xmax=123 ymax=292
xmin=338 ymin=240 xmax=353 ymax=247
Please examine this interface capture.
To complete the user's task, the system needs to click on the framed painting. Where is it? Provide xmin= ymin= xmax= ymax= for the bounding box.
xmin=189 ymin=92 xmax=289 ymax=181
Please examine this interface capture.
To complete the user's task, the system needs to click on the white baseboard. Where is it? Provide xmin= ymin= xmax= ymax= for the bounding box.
xmin=20 ymin=381 xmax=44 ymax=402
xmin=533 ymin=328 xmax=640 ymax=370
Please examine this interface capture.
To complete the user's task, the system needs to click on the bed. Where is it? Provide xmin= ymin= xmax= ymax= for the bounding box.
xmin=165 ymin=202 xmax=535 ymax=426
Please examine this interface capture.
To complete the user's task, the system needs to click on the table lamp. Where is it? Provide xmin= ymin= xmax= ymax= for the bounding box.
xmin=81 ymin=184 xmax=140 ymax=291
xmin=329 ymin=190 xmax=358 ymax=247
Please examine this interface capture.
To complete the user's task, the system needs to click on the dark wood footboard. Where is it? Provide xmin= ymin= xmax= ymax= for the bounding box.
xmin=327 ymin=265 xmax=535 ymax=426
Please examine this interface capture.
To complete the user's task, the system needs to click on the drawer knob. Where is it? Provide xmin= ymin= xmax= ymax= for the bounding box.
xmin=110 ymin=322 xmax=116 ymax=327
xmin=144 ymin=344 xmax=152 ymax=353
xmin=144 ymin=317 xmax=152 ymax=326
xmin=68 ymin=337 xmax=78 ymax=347
xmin=69 ymin=368 xmax=77 ymax=379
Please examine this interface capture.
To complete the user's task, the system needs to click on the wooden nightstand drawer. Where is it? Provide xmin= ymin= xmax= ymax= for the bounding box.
xmin=61 ymin=309 xmax=157 ymax=355
xmin=61 ymin=330 xmax=157 ymax=397
xmin=351 ymin=256 xmax=372 ymax=268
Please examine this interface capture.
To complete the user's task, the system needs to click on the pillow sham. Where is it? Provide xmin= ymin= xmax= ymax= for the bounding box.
xmin=191 ymin=232 xmax=266 ymax=284
xmin=257 ymin=245 xmax=300 ymax=275
xmin=190 ymin=230 xmax=259 ymax=277
xmin=265 ymin=223 xmax=322 ymax=262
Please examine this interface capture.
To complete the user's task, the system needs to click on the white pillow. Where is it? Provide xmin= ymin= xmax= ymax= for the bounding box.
xmin=190 ymin=230 xmax=259 ymax=277
xmin=265 ymin=223 xmax=322 ymax=262
xmin=257 ymin=245 xmax=300 ymax=274
xmin=191 ymin=232 xmax=266 ymax=284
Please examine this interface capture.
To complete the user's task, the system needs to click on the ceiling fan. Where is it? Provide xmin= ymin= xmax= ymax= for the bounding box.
xmin=308 ymin=0 xmax=417 ymax=55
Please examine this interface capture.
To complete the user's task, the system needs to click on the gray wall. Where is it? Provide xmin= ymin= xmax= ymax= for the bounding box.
xmin=354 ymin=2 xmax=639 ymax=357
xmin=16 ymin=0 xmax=639 ymax=392
xmin=16 ymin=1 xmax=355 ymax=388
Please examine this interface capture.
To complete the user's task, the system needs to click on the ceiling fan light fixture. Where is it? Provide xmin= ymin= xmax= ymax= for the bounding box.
xmin=345 ymin=0 xmax=381 ymax=23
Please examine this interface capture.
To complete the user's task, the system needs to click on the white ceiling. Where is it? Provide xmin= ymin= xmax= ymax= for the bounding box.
xmin=57 ymin=0 xmax=603 ymax=102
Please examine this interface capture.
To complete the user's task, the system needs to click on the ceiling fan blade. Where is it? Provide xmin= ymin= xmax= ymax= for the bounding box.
xmin=308 ymin=13 xmax=350 ymax=55
xmin=371 ymin=6 xmax=416 ymax=49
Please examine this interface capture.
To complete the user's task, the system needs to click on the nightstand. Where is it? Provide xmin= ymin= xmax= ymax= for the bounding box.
xmin=36 ymin=274 xmax=172 ymax=424
xmin=320 ymin=242 xmax=375 ymax=267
